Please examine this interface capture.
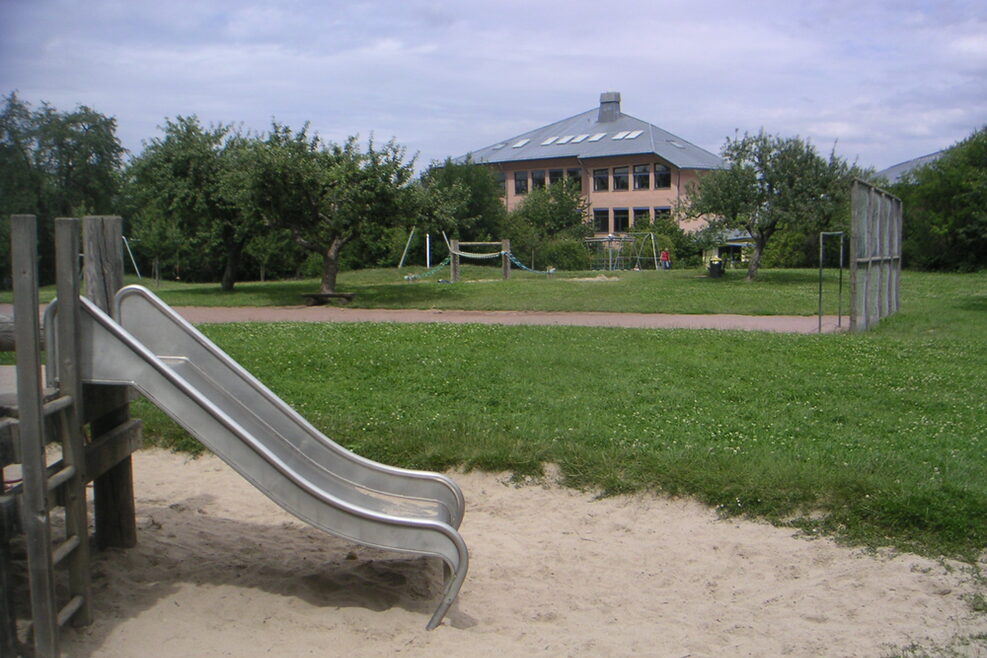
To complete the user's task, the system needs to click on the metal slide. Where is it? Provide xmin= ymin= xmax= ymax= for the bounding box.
xmin=50 ymin=285 xmax=468 ymax=630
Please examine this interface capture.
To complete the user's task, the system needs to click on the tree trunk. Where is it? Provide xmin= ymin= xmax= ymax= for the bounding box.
xmin=746 ymin=239 xmax=766 ymax=281
xmin=319 ymin=237 xmax=346 ymax=293
xmin=221 ymin=242 xmax=241 ymax=292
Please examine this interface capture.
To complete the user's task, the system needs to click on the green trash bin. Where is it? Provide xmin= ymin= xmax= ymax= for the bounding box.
xmin=708 ymin=257 xmax=724 ymax=278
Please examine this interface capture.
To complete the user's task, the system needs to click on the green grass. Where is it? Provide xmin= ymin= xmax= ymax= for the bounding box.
xmin=132 ymin=270 xmax=987 ymax=560
xmin=1 ymin=265 xmax=858 ymax=315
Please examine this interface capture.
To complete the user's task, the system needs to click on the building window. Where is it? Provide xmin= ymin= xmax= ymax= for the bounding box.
xmin=633 ymin=164 xmax=650 ymax=190
xmin=593 ymin=168 xmax=609 ymax=192
xmin=567 ymin=168 xmax=582 ymax=191
xmin=654 ymin=207 xmax=672 ymax=223
xmin=514 ymin=171 xmax=528 ymax=195
xmin=654 ymin=164 xmax=671 ymax=188
xmin=633 ymin=208 xmax=650 ymax=227
xmin=494 ymin=171 xmax=506 ymax=194
xmin=593 ymin=208 xmax=610 ymax=233
xmin=532 ymin=170 xmax=546 ymax=190
xmin=613 ymin=208 xmax=629 ymax=232
xmin=549 ymin=168 xmax=564 ymax=185
xmin=613 ymin=166 xmax=629 ymax=190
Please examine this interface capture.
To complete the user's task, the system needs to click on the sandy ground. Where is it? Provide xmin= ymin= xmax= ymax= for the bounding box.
xmin=55 ymin=449 xmax=986 ymax=658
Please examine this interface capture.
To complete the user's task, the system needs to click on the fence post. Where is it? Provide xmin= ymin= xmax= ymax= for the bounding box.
xmin=450 ymin=239 xmax=460 ymax=283
xmin=83 ymin=216 xmax=138 ymax=549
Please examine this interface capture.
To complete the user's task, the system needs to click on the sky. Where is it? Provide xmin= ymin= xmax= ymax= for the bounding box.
xmin=1 ymin=0 xmax=985 ymax=172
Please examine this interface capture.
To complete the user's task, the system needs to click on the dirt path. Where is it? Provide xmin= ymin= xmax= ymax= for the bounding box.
xmin=172 ymin=305 xmax=845 ymax=333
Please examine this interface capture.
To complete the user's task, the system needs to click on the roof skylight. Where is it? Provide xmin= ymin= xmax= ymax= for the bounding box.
xmin=555 ymin=135 xmax=574 ymax=144
xmin=512 ymin=138 xmax=531 ymax=148
xmin=587 ymin=132 xmax=607 ymax=142
xmin=570 ymin=134 xmax=590 ymax=143
xmin=667 ymin=139 xmax=686 ymax=149
xmin=612 ymin=130 xmax=631 ymax=140
xmin=625 ymin=129 xmax=644 ymax=139
xmin=540 ymin=136 xmax=559 ymax=145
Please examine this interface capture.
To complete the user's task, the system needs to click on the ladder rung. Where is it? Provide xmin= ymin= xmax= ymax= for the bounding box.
xmin=47 ymin=464 xmax=77 ymax=492
xmin=56 ymin=595 xmax=84 ymax=628
xmin=43 ymin=394 xmax=74 ymax=416
xmin=52 ymin=534 xmax=81 ymax=567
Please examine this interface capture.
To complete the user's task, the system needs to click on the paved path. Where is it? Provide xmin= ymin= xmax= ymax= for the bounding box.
xmin=172 ymin=306 xmax=845 ymax=333
xmin=1 ymin=303 xmax=844 ymax=333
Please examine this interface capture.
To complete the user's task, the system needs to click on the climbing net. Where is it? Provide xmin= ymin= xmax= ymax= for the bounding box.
xmin=402 ymin=240 xmax=554 ymax=280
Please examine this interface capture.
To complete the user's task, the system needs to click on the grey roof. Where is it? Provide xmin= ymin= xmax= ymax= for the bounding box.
xmin=460 ymin=106 xmax=723 ymax=170
xmin=877 ymin=150 xmax=946 ymax=184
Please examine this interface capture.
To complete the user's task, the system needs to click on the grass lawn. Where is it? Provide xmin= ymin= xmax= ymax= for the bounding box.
xmin=5 ymin=265 xmax=858 ymax=315
xmin=131 ymin=269 xmax=987 ymax=560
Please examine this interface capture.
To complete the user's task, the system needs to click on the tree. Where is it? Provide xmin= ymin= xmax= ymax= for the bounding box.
xmin=511 ymin=179 xmax=589 ymax=238
xmin=419 ymin=156 xmax=506 ymax=241
xmin=683 ymin=131 xmax=856 ymax=280
xmin=127 ymin=116 xmax=258 ymax=291
xmin=0 ymin=92 xmax=124 ymax=285
xmin=894 ymin=126 xmax=987 ymax=271
xmin=247 ymin=123 xmax=418 ymax=293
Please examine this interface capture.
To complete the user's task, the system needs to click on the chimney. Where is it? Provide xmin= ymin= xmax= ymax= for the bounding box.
xmin=598 ymin=91 xmax=621 ymax=122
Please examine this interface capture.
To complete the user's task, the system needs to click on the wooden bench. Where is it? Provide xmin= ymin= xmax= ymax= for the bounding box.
xmin=301 ymin=292 xmax=356 ymax=306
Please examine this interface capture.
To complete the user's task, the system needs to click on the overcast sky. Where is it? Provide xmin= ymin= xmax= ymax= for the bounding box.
xmin=2 ymin=0 xmax=984 ymax=172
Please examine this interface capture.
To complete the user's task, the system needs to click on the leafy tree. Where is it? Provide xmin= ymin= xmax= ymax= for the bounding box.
xmin=1 ymin=92 xmax=124 ymax=285
xmin=498 ymin=179 xmax=591 ymax=270
xmin=894 ymin=126 xmax=987 ymax=271
xmin=127 ymin=116 xmax=257 ymax=290
xmin=247 ymin=123 xmax=418 ymax=293
xmin=419 ymin=156 xmax=506 ymax=241
xmin=683 ymin=130 xmax=856 ymax=280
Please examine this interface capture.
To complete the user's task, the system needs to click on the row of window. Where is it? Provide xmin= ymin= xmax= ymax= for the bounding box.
xmin=592 ymin=207 xmax=671 ymax=233
xmin=593 ymin=164 xmax=671 ymax=192
xmin=512 ymin=168 xmax=582 ymax=195
xmin=509 ymin=163 xmax=672 ymax=196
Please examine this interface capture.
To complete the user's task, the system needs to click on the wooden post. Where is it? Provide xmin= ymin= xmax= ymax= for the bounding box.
xmin=83 ymin=216 xmax=137 ymax=549
xmin=450 ymin=239 xmax=460 ymax=283
xmin=11 ymin=215 xmax=59 ymax=656
xmin=55 ymin=218 xmax=93 ymax=625
xmin=502 ymin=239 xmax=511 ymax=280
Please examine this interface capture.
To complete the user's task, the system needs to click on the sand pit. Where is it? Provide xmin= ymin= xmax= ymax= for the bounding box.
xmin=60 ymin=449 xmax=985 ymax=657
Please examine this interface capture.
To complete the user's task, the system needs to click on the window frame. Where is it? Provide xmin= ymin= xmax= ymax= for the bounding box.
xmin=593 ymin=168 xmax=609 ymax=192
xmin=613 ymin=207 xmax=630 ymax=232
xmin=654 ymin=164 xmax=671 ymax=189
xmin=514 ymin=170 xmax=529 ymax=195
xmin=593 ymin=208 xmax=610 ymax=233
xmin=613 ymin=166 xmax=629 ymax=191
xmin=532 ymin=169 xmax=546 ymax=190
xmin=633 ymin=164 xmax=650 ymax=190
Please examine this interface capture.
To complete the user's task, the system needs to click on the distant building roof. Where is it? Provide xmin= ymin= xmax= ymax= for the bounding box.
xmin=460 ymin=92 xmax=723 ymax=170
xmin=877 ymin=150 xmax=947 ymax=183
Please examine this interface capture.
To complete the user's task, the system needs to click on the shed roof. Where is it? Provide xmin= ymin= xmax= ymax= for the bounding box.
xmin=460 ymin=93 xmax=723 ymax=170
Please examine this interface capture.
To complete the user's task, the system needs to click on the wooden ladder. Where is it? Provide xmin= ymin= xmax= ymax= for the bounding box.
xmin=9 ymin=215 xmax=93 ymax=657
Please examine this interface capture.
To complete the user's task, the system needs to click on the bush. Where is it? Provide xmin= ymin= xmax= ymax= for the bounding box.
xmin=542 ymin=239 xmax=591 ymax=271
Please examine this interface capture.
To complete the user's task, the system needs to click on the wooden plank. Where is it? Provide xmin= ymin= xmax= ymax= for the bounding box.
xmin=85 ymin=419 xmax=143 ymax=483
xmin=12 ymin=214 xmax=59 ymax=657
xmin=83 ymin=216 xmax=138 ymax=550
xmin=55 ymin=217 xmax=93 ymax=626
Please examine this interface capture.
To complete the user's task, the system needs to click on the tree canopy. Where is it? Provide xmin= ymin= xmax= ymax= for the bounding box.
xmin=246 ymin=124 xmax=420 ymax=293
xmin=683 ymin=130 xmax=857 ymax=280
xmin=1 ymin=92 xmax=124 ymax=284
xmin=893 ymin=126 xmax=987 ymax=271
xmin=126 ymin=116 xmax=257 ymax=290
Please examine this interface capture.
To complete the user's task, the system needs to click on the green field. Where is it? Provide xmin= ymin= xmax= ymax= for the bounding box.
xmin=5 ymin=265 xmax=858 ymax=315
xmin=129 ymin=269 xmax=987 ymax=561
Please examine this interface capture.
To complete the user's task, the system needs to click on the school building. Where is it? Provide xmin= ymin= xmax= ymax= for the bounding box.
xmin=461 ymin=92 xmax=723 ymax=235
